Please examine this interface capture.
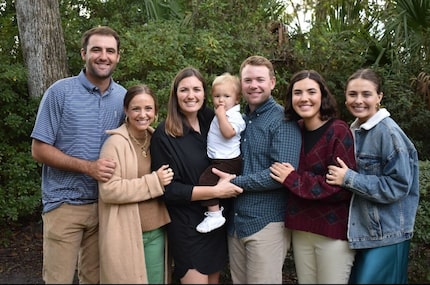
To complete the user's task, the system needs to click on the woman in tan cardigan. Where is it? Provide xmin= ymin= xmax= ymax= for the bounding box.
xmin=98 ymin=84 xmax=174 ymax=284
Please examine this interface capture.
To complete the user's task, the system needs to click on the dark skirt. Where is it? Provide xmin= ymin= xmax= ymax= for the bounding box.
xmin=166 ymin=203 xmax=229 ymax=280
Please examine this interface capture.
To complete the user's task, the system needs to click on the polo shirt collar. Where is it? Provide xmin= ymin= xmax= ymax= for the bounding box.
xmin=78 ymin=69 xmax=114 ymax=94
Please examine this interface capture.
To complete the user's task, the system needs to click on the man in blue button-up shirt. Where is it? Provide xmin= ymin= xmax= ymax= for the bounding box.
xmin=215 ymin=55 xmax=301 ymax=284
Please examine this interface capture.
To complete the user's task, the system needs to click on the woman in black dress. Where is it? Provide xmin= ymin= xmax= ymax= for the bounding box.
xmin=150 ymin=67 xmax=243 ymax=284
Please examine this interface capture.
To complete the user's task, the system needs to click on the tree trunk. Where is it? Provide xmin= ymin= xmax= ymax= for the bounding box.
xmin=15 ymin=0 xmax=69 ymax=97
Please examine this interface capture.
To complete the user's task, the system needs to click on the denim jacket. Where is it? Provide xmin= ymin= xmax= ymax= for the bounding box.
xmin=343 ymin=108 xmax=419 ymax=249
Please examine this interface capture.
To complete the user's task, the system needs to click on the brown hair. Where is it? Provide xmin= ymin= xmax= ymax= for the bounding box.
xmin=345 ymin=68 xmax=382 ymax=94
xmin=165 ymin=67 xmax=207 ymax=137
xmin=123 ymin=84 xmax=158 ymax=114
xmin=81 ymin=26 xmax=120 ymax=53
xmin=239 ymin=55 xmax=275 ymax=79
xmin=284 ymin=70 xmax=338 ymax=121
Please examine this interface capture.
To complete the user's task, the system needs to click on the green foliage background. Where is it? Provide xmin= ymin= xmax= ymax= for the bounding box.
xmin=0 ymin=0 xmax=429 ymax=282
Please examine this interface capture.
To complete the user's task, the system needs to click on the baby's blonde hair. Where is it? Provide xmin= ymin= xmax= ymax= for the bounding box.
xmin=212 ymin=72 xmax=241 ymax=101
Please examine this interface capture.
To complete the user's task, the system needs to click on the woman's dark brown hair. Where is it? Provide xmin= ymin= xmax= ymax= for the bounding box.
xmin=284 ymin=70 xmax=339 ymax=121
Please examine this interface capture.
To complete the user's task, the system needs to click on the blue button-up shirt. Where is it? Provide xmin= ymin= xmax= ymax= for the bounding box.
xmin=229 ymin=97 xmax=301 ymax=238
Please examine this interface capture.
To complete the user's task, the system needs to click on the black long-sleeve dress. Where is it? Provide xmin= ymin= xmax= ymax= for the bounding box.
xmin=150 ymin=107 xmax=229 ymax=280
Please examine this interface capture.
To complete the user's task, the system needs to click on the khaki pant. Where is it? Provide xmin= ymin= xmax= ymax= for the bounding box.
xmin=42 ymin=203 xmax=99 ymax=284
xmin=228 ymin=222 xmax=291 ymax=284
xmin=292 ymin=230 xmax=355 ymax=284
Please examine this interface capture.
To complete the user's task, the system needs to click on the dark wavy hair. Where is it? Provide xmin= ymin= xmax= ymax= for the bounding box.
xmin=284 ymin=70 xmax=338 ymax=121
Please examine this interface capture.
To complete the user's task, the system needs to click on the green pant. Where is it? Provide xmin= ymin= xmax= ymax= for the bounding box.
xmin=142 ymin=227 xmax=165 ymax=284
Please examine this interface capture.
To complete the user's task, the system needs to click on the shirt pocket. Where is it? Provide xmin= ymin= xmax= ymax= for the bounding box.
xmin=356 ymin=154 xmax=383 ymax=176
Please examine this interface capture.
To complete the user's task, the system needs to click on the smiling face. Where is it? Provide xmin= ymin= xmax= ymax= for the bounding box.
xmin=345 ymin=78 xmax=383 ymax=124
xmin=125 ymin=92 xmax=156 ymax=138
xmin=240 ymin=64 xmax=275 ymax=112
xmin=176 ymin=75 xmax=205 ymax=117
xmin=81 ymin=34 xmax=120 ymax=82
xmin=292 ymin=77 xmax=323 ymax=129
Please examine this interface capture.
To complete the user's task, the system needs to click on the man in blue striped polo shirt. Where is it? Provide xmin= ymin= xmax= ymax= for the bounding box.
xmin=30 ymin=26 xmax=126 ymax=284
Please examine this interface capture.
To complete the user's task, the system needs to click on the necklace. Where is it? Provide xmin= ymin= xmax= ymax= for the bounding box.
xmin=128 ymin=129 xmax=149 ymax=157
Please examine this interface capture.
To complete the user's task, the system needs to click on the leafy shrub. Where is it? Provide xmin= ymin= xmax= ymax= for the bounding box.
xmin=0 ymin=66 xmax=42 ymax=239
xmin=409 ymin=160 xmax=430 ymax=283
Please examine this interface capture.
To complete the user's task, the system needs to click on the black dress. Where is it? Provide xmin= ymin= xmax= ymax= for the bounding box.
xmin=150 ymin=107 xmax=229 ymax=280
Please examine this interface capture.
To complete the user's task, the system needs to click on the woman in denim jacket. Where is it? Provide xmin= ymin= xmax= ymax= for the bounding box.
xmin=326 ymin=68 xmax=419 ymax=284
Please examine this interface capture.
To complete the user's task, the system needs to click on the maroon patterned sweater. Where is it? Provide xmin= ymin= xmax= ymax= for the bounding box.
xmin=283 ymin=119 xmax=356 ymax=240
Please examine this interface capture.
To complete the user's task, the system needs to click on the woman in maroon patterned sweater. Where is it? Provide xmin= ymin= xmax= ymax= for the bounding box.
xmin=270 ymin=70 xmax=356 ymax=284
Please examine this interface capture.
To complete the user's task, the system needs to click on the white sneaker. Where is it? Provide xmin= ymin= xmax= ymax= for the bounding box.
xmin=196 ymin=212 xmax=226 ymax=233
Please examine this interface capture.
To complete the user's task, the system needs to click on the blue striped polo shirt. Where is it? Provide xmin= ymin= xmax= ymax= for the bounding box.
xmin=31 ymin=70 xmax=126 ymax=213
